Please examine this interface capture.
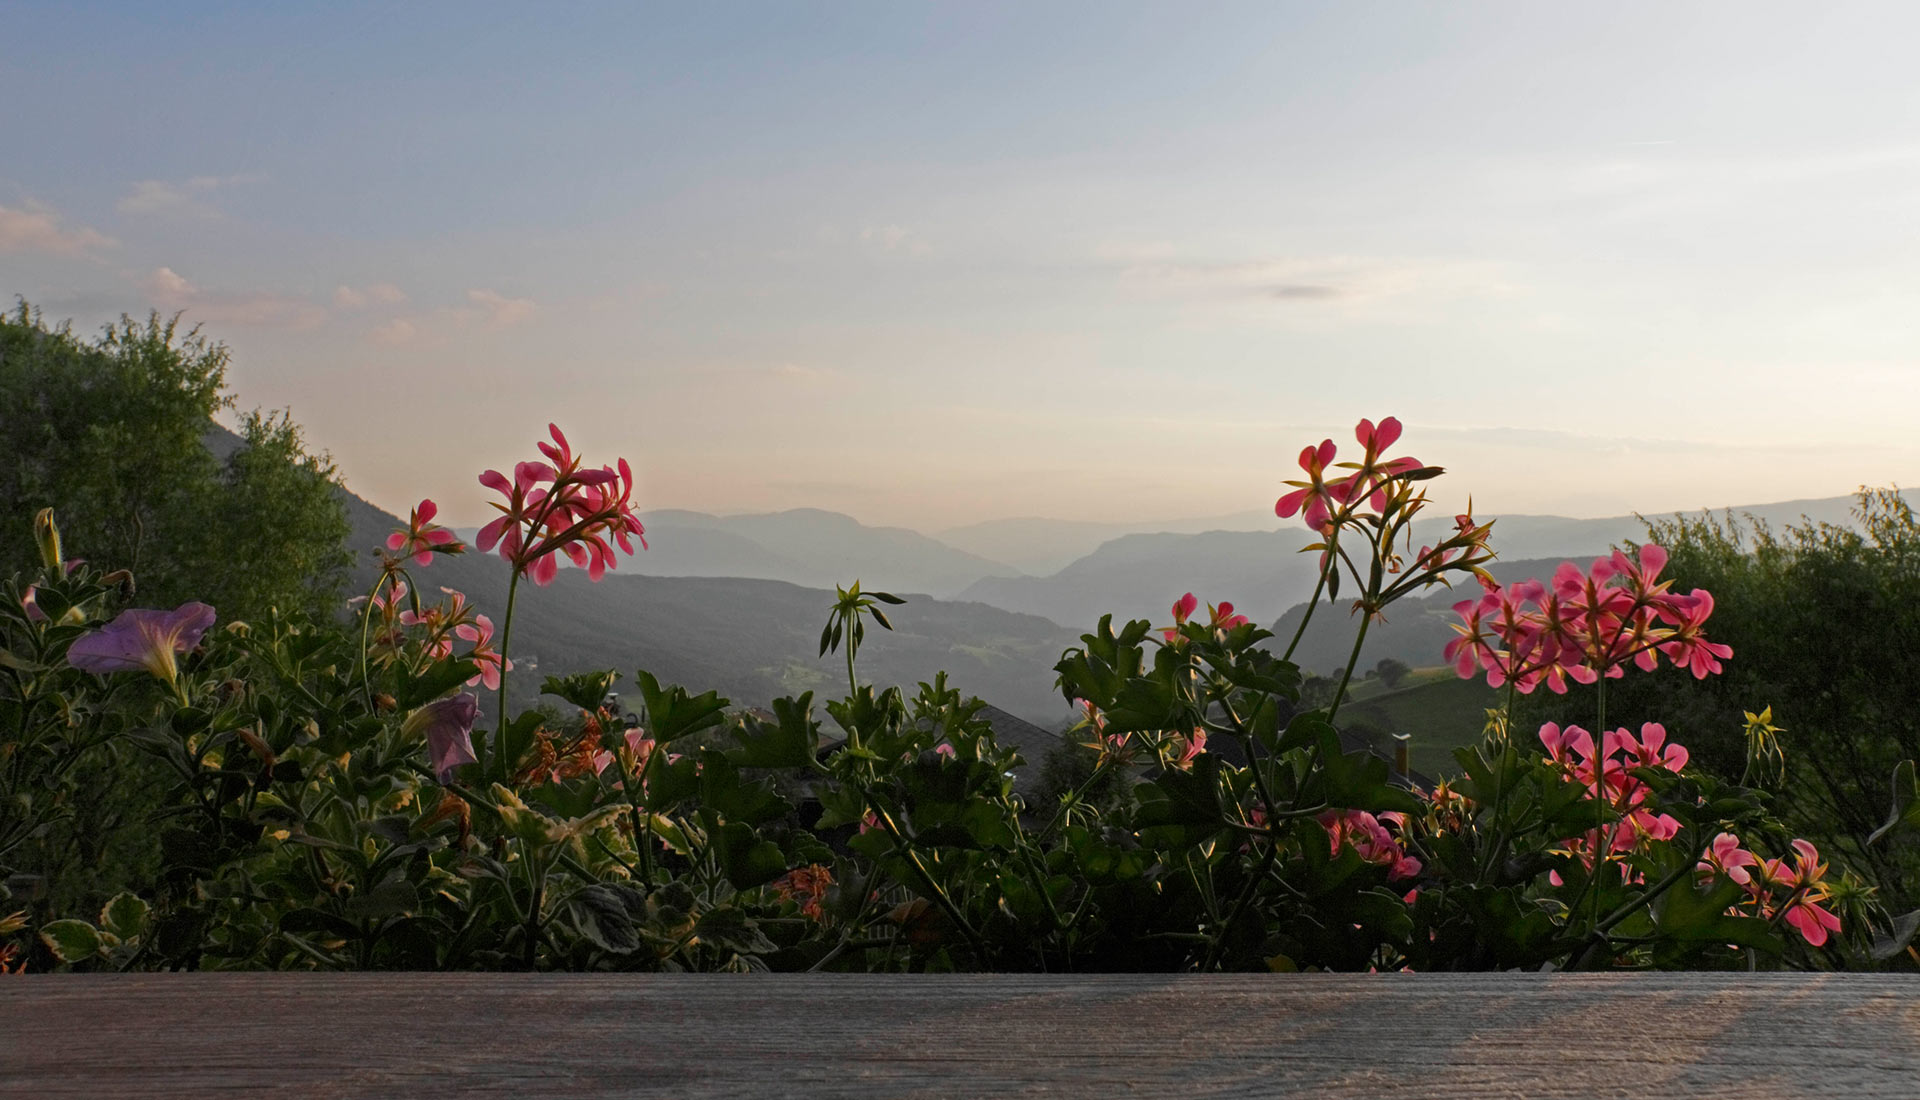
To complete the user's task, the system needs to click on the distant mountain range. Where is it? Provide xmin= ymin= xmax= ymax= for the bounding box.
xmin=353 ymin=498 xmax=1081 ymax=728
xmin=935 ymin=511 xmax=1274 ymax=576
xmin=452 ymin=490 xmax=1906 ymax=647
xmin=457 ymin=507 xmax=1023 ymax=600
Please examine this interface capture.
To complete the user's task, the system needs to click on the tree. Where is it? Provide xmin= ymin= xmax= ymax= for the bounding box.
xmin=1374 ymin=657 xmax=1411 ymax=690
xmin=0 ymin=302 xmax=350 ymax=622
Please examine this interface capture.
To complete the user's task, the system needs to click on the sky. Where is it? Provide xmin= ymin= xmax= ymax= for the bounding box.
xmin=5 ymin=2 xmax=1920 ymax=533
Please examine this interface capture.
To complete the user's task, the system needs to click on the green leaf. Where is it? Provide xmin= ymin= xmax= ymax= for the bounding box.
xmin=1651 ymin=877 xmax=1781 ymax=953
xmin=99 ymin=893 xmax=150 ymax=942
xmin=635 ymin=670 xmax=729 ymax=743
xmin=570 ymin=883 xmax=645 ymax=954
xmin=694 ymin=905 xmax=776 ymax=955
xmin=39 ymin=919 xmax=103 ymax=963
xmin=343 ymin=876 xmax=420 ymax=921
xmin=731 ymin=693 xmax=820 ymax=769
xmin=398 ymin=655 xmax=482 ymax=710
xmin=541 ymin=670 xmax=620 ymax=712
xmin=712 ymin=821 xmax=788 ymax=888
xmin=1873 ymin=908 xmax=1920 ymax=962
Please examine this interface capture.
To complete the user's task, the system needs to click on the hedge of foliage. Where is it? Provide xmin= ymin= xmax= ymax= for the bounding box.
xmin=4 ymin=418 xmax=1914 ymax=974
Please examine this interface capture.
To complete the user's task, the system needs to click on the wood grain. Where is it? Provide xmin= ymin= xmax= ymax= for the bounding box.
xmin=3 ymin=973 xmax=1917 ymax=1098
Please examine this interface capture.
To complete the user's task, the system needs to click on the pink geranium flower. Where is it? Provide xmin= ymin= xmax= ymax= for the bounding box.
xmin=67 ymin=602 xmax=216 ymax=686
xmin=1276 ymin=438 xmax=1343 ymax=530
xmin=386 ymin=499 xmax=464 ymax=567
xmin=456 ymin=614 xmax=512 ymax=690
xmin=1208 ymin=600 xmax=1249 ymax=630
xmin=1697 ymin=832 xmax=1759 ymax=886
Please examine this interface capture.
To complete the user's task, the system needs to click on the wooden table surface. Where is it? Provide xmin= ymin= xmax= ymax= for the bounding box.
xmin=3 ymin=972 xmax=1916 ymax=1098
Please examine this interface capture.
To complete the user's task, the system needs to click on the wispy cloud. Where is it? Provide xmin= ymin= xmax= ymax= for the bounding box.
xmin=467 ymin=288 xmax=536 ymax=326
xmin=0 ymin=201 xmax=115 ymax=256
xmin=860 ymin=224 xmax=931 ymax=256
xmin=140 ymin=266 xmax=327 ymax=329
xmin=1110 ymin=253 xmax=1515 ymax=311
xmin=116 ymin=174 xmax=263 ymax=218
xmin=332 ymin=283 xmax=408 ymax=310
xmin=363 ymin=288 xmax=537 ymax=346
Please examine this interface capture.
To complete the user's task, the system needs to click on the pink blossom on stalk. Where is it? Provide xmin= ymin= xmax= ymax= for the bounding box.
xmin=456 ymin=615 xmax=512 ymax=690
xmin=1208 ymin=600 xmax=1249 ymax=630
xmin=1318 ymin=809 xmax=1421 ymax=882
xmin=476 ymin=426 xmax=646 ymax=587
xmin=1624 ymin=722 xmax=1688 ymax=773
xmin=401 ymin=693 xmax=480 ymax=784
xmin=400 ymin=587 xmax=476 ymax=660
xmin=21 ymin=586 xmax=46 ymax=624
xmin=1783 ymin=893 xmax=1843 ymax=947
xmin=386 ymin=499 xmax=464 ymax=566
xmin=1697 ymin=832 xmax=1759 ymax=886
xmin=1343 ymin=416 xmax=1425 ymax=513
xmin=1170 ymin=592 xmax=1199 ymax=624
xmin=1167 ymin=729 xmax=1207 ymax=770
xmin=1275 ymin=438 xmax=1343 ymax=530
xmin=67 ymin=602 xmax=216 ymax=685
xmin=1445 ymin=544 xmax=1730 ymax=693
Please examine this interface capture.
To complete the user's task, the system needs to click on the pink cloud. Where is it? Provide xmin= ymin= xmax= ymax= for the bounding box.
xmin=0 ymin=202 xmax=115 ymax=256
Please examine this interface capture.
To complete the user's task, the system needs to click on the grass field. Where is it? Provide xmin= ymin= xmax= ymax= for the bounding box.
xmin=1336 ymin=668 xmax=1500 ymax=778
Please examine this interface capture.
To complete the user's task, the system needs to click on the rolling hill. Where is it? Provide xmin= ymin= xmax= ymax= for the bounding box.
xmin=345 ymin=492 xmax=1080 ymax=727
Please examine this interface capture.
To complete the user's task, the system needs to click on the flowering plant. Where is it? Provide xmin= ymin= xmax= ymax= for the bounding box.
xmin=1 ymin=419 xmax=1910 ymax=976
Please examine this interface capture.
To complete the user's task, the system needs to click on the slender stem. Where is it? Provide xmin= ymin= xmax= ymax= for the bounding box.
xmin=1201 ymin=842 xmax=1278 ymax=971
xmin=356 ymin=571 xmax=388 ymax=710
xmin=1325 ymin=610 xmax=1375 ymax=723
xmin=1591 ymin=672 xmax=1609 ymax=944
xmin=1039 ymin=755 xmax=1116 ymax=842
xmin=846 ymin=629 xmax=858 ymax=700
xmin=1281 ymin=542 xmax=1334 ymax=664
xmin=493 ymin=570 xmax=522 ymax=779
xmin=1477 ymin=679 xmax=1521 ymax=882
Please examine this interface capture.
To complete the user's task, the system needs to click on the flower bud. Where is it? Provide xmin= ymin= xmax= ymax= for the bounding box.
xmin=32 ymin=509 xmax=62 ymax=571
xmin=372 ymin=693 xmax=397 ymax=714
xmin=101 ymin=569 xmax=135 ymax=600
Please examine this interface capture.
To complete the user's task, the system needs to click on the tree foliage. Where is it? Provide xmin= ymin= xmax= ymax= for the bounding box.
xmin=0 ymin=302 xmax=350 ymax=622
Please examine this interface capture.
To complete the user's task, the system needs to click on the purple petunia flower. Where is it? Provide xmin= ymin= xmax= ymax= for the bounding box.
xmin=66 ymin=602 xmax=217 ymax=685
xmin=402 ymin=693 xmax=480 ymax=784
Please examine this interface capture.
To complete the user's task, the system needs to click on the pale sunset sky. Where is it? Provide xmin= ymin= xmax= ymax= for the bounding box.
xmin=5 ymin=3 xmax=1918 ymax=532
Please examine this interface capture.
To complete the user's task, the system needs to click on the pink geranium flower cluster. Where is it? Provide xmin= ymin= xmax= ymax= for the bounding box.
xmin=1276 ymin=416 xmax=1423 ymax=532
xmin=1444 ymin=544 xmax=1732 ymax=694
xmin=477 ymin=424 xmax=646 ymax=586
xmin=1318 ymin=809 xmax=1421 ymax=882
xmin=1161 ymin=592 xmax=1249 ymax=644
xmin=1697 ymin=833 xmax=1842 ymax=946
xmin=1539 ymin=721 xmax=1685 ymax=872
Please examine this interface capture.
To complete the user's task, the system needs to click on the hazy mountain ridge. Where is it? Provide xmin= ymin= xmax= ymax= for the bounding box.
xmin=951 ymin=492 xmax=1915 ymax=633
xmin=456 ymin=506 xmax=1025 ymax=600
xmin=345 ymin=491 xmax=1080 ymax=726
xmin=936 ymin=510 xmax=1275 ymax=576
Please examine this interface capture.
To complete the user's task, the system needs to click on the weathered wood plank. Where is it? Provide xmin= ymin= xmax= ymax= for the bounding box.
xmin=2 ymin=973 xmax=1916 ymax=1098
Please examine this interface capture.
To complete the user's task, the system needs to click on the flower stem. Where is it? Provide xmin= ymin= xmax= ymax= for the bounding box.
xmin=493 ymin=569 xmax=522 ymax=779
xmin=356 ymin=571 xmax=388 ymax=711
xmin=1326 ymin=609 xmax=1374 ymax=723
